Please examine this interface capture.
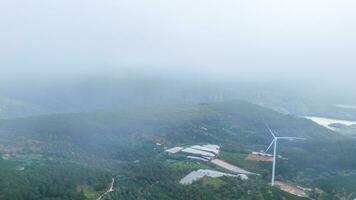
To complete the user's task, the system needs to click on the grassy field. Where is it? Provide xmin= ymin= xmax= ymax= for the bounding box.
xmin=81 ymin=185 xmax=101 ymax=200
xmin=201 ymin=177 xmax=226 ymax=188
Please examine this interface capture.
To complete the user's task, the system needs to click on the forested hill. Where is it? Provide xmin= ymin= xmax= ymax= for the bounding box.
xmin=0 ymin=100 xmax=353 ymax=168
xmin=0 ymin=100 xmax=355 ymax=199
xmin=0 ymin=100 xmax=338 ymax=149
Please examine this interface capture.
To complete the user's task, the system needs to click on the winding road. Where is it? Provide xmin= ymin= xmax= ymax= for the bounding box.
xmin=96 ymin=177 xmax=115 ymax=200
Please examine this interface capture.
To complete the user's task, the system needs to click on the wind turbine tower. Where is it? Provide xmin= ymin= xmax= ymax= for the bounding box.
xmin=264 ymin=123 xmax=306 ymax=186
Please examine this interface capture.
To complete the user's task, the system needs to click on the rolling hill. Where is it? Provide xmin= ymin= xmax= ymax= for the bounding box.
xmin=0 ymin=100 xmax=355 ymax=199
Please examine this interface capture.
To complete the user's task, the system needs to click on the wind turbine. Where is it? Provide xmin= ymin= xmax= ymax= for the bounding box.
xmin=264 ymin=123 xmax=305 ymax=186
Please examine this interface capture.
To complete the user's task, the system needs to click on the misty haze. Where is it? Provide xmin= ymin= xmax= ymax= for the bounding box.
xmin=1 ymin=1 xmax=356 ymax=200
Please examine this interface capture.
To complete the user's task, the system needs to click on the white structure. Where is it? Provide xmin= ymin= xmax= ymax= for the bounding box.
xmin=180 ymin=171 xmax=203 ymax=185
xmin=165 ymin=147 xmax=184 ymax=154
xmin=252 ymin=151 xmax=273 ymax=157
xmin=202 ymin=144 xmax=220 ymax=151
xmin=211 ymin=159 xmax=253 ymax=175
xmin=190 ymin=145 xmax=219 ymax=154
xmin=179 ymin=169 xmax=247 ymax=185
xmin=202 ymin=156 xmax=213 ymax=161
xmin=181 ymin=147 xmax=215 ymax=157
xmin=166 ymin=145 xmax=220 ymax=158
xmin=200 ymin=127 xmax=208 ymax=131
xmin=264 ymin=123 xmax=306 ymax=186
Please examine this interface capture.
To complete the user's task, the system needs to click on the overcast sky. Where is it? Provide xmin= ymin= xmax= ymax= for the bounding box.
xmin=1 ymin=0 xmax=356 ymax=83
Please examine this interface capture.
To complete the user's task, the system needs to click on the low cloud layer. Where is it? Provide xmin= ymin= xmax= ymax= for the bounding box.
xmin=1 ymin=0 xmax=356 ymax=84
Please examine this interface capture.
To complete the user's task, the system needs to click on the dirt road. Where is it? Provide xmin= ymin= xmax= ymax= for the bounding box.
xmin=96 ymin=177 xmax=114 ymax=200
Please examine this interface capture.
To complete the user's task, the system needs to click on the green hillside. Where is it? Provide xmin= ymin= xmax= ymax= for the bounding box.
xmin=0 ymin=100 xmax=355 ymax=199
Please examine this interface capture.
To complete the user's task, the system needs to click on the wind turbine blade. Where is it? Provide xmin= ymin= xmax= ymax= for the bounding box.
xmin=264 ymin=122 xmax=276 ymax=138
xmin=265 ymin=139 xmax=275 ymax=152
xmin=276 ymin=137 xmax=306 ymax=140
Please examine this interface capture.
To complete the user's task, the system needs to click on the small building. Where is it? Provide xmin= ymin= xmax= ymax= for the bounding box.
xmin=179 ymin=169 xmax=246 ymax=185
xmin=190 ymin=145 xmax=219 ymax=154
xmin=202 ymin=144 xmax=220 ymax=151
xmin=1 ymin=154 xmax=11 ymax=160
xmin=165 ymin=147 xmax=184 ymax=154
xmin=181 ymin=148 xmax=216 ymax=158
xmin=252 ymin=152 xmax=273 ymax=157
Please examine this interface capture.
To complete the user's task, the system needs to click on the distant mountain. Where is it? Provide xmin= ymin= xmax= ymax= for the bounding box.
xmin=0 ymin=96 xmax=44 ymax=119
xmin=1 ymin=77 xmax=356 ymax=121
xmin=0 ymin=76 xmax=226 ymax=118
